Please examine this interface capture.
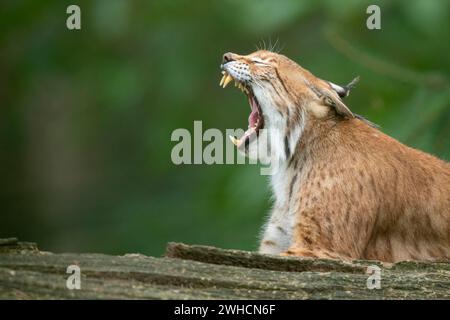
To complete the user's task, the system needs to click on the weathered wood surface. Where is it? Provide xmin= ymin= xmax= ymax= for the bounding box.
xmin=0 ymin=238 xmax=449 ymax=299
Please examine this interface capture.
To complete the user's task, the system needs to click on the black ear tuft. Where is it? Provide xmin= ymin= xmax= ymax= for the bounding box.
xmin=328 ymin=76 xmax=360 ymax=98
xmin=343 ymin=76 xmax=360 ymax=95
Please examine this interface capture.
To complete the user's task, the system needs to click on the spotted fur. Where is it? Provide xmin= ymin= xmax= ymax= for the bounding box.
xmin=223 ymin=50 xmax=450 ymax=262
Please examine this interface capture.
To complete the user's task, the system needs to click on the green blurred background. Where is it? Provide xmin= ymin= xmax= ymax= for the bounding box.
xmin=1 ymin=0 xmax=449 ymax=256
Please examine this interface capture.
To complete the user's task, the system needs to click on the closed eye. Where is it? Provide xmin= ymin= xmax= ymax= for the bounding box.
xmin=251 ymin=58 xmax=270 ymax=66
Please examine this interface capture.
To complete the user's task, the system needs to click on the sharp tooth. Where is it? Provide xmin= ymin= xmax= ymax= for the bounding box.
xmin=229 ymin=135 xmax=240 ymax=146
xmin=223 ymin=74 xmax=233 ymax=88
xmin=219 ymin=74 xmax=226 ymax=86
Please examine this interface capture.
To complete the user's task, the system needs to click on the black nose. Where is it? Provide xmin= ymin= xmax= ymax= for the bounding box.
xmin=222 ymin=52 xmax=234 ymax=64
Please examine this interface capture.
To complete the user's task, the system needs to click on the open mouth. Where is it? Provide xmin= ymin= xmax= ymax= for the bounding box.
xmin=219 ymin=71 xmax=264 ymax=149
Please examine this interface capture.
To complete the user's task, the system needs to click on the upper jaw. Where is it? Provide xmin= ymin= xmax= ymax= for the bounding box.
xmin=219 ymin=70 xmax=249 ymax=94
xmin=220 ymin=62 xmax=250 ymax=91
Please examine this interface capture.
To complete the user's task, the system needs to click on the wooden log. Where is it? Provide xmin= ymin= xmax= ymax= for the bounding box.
xmin=165 ymin=242 xmax=368 ymax=273
xmin=0 ymin=239 xmax=448 ymax=299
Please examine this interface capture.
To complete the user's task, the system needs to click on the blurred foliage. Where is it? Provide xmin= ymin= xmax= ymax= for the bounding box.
xmin=0 ymin=0 xmax=449 ymax=255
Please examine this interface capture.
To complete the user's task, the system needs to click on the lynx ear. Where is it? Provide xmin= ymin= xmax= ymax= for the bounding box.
xmin=321 ymin=91 xmax=355 ymax=118
xmin=307 ymin=80 xmax=355 ymax=119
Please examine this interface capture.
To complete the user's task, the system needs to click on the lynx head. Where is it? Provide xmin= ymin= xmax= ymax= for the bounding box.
xmin=219 ymin=50 xmax=357 ymax=166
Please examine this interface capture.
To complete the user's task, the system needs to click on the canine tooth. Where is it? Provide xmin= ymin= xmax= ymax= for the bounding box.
xmin=223 ymin=74 xmax=233 ymax=88
xmin=219 ymin=74 xmax=226 ymax=86
xmin=229 ymin=135 xmax=240 ymax=146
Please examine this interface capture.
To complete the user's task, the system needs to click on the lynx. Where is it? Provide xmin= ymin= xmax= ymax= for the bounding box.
xmin=219 ymin=50 xmax=450 ymax=262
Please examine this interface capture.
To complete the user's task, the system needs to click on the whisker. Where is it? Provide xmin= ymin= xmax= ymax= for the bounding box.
xmin=276 ymin=41 xmax=286 ymax=54
xmin=271 ymin=38 xmax=279 ymax=52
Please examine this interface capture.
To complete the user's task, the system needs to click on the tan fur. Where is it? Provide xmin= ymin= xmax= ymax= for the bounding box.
xmin=223 ymin=50 xmax=450 ymax=262
xmin=286 ymin=119 xmax=450 ymax=262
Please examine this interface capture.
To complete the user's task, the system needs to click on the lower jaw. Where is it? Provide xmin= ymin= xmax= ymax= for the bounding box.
xmin=232 ymin=126 xmax=261 ymax=150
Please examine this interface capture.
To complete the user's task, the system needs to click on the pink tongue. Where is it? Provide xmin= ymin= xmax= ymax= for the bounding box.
xmin=248 ymin=96 xmax=259 ymax=128
xmin=249 ymin=110 xmax=258 ymax=128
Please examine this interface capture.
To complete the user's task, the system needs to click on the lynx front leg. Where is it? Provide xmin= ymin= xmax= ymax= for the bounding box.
xmin=280 ymin=206 xmax=371 ymax=261
xmin=259 ymin=208 xmax=292 ymax=255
